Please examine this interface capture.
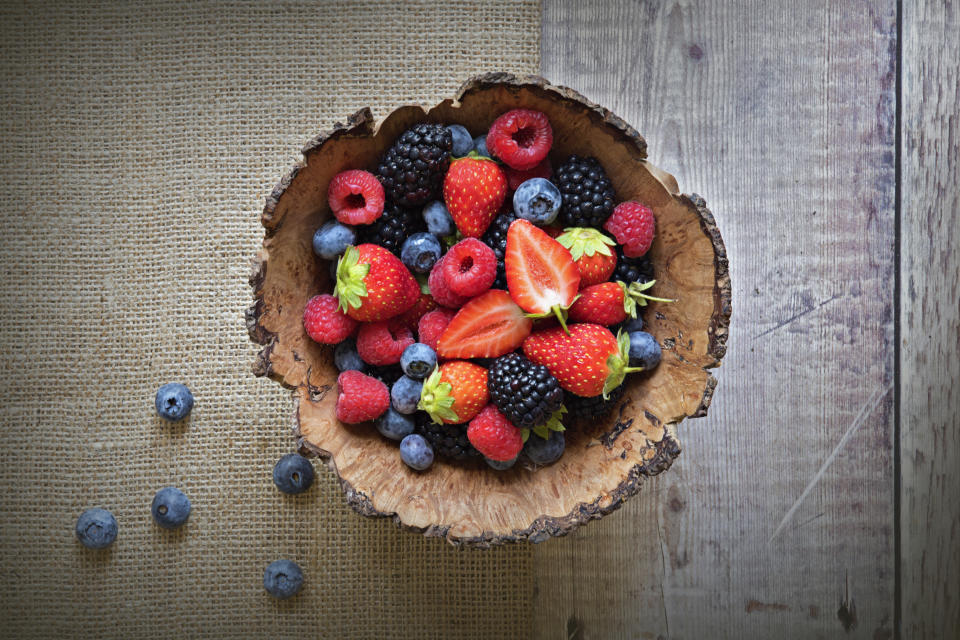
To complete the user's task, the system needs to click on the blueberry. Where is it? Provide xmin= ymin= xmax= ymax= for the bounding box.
xmin=151 ymin=487 xmax=191 ymax=529
xmin=399 ymin=434 xmax=434 ymax=470
xmin=627 ymin=331 xmax=662 ymax=369
xmin=272 ymin=453 xmax=315 ymax=495
xmin=400 ymin=343 xmax=437 ymax=380
xmin=474 ymin=134 xmax=491 ymax=158
xmin=513 ymin=178 xmax=562 ymax=225
xmin=422 ymin=201 xmax=456 ymax=238
xmin=400 ymin=232 xmax=442 ymax=274
xmin=485 ymin=456 xmax=517 ymax=470
xmin=621 ymin=316 xmax=644 ymax=333
xmin=446 ymin=124 xmax=474 ymax=157
xmin=263 ymin=559 xmax=304 ymax=599
xmin=391 ymin=375 xmax=423 ymax=414
xmin=75 ymin=508 xmax=118 ymax=549
xmin=312 ymin=220 xmax=355 ymax=260
xmin=377 ymin=408 xmax=416 ymax=441
xmin=155 ymin=383 xmax=193 ymax=421
xmin=523 ymin=430 xmax=566 ymax=465
xmin=334 ymin=338 xmax=366 ymax=373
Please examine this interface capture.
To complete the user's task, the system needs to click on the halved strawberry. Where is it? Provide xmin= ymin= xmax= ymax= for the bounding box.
xmin=437 ymin=289 xmax=533 ymax=359
xmin=504 ymin=219 xmax=580 ymax=331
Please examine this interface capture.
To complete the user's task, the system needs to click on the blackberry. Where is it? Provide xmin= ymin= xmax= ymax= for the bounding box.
xmin=564 ymin=383 xmax=626 ymax=419
xmin=481 ymin=209 xmax=516 ymax=289
xmin=555 ymin=155 xmax=616 ymax=228
xmin=487 ymin=353 xmax=564 ymax=429
xmin=612 ymin=247 xmax=654 ymax=285
xmin=416 ymin=414 xmax=479 ymax=461
xmin=357 ymin=201 xmax=423 ymax=255
xmin=375 ymin=123 xmax=452 ymax=207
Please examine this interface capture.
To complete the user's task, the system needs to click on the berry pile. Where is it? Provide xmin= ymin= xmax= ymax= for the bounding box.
xmin=304 ymin=113 xmax=672 ymax=472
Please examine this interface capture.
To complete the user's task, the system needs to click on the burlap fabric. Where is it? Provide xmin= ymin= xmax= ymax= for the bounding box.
xmin=0 ymin=2 xmax=539 ymax=637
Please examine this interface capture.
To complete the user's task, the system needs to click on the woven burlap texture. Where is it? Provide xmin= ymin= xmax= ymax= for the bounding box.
xmin=0 ymin=1 xmax=539 ymax=637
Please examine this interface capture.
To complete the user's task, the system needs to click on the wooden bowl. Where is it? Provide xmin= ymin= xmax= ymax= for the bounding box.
xmin=247 ymin=73 xmax=731 ymax=546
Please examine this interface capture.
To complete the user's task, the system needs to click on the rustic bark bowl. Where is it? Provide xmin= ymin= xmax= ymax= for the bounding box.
xmin=247 ymin=73 xmax=731 ymax=547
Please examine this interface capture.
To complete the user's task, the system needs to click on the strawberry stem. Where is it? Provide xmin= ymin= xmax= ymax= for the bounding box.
xmin=552 ymin=305 xmax=571 ymax=335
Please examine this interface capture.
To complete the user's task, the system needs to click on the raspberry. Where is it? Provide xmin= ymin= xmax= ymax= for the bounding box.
xmin=604 ymin=201 xmax=655 ymax=258
xmin=395 ymin=291 xmax=437 ymax=331
xmin=504 ymin=157 xmax=552 ymax=192
xmin=356 ymin=318 xmax=415 ymax=366
xmin=417 ymin=308 xmax=456 ymax=351
xmin=303 ymin=294 xmax=358 ymax=344
xmin=327 ymin=169 xmax=385 ymax=225
xmin=467 ymin=404 xmax=524 ymax=461
xmin=335 ymin=370 xmax=389 ymax=423
xmin=441 ymin=238 xmax=497 ymax=298
xmin=486 ymin=109 xmax=553 ymax=171
xmin=427 ymin=253 xmax=470 ymax=308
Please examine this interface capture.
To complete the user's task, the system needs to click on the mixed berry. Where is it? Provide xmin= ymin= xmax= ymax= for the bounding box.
xmin=304 ymin=112 xmax=672 ymax=472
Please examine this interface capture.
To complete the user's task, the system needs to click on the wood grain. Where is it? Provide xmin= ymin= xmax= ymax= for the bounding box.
xmin=900 ymin=1 xmax=960 ymax=637
xmin=537 ymin=1 xmax=897 ymax=638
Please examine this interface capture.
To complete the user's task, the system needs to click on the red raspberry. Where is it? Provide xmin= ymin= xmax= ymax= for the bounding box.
xmin=427 ymin=253 xmax=470 ymax=308
xmin=486 ymin=109 xmax=553 ymax=171
xmin=303 ymin=294 xmax=358 ymax=344
xmin=417 ymin=308 xmax=457 ymax=351
xmin=441 ymin=238 xmax=497 ymax=298
xmin=356 ymin=318 xmax=414 ymax=366
xmin=327 ymin=169 xmax=385 ymax=225
xmin=504 ymin=157 xmax=552 ymax=192
xmin=336 ymin=370 xmax=389 ymax=423
xmin=603 ymin=201 xmax=656 ymax=258
xmin=395 ymin=291 xmax=437 ymax=331
xmin=467 ymin=404 xmax=524 ymax=461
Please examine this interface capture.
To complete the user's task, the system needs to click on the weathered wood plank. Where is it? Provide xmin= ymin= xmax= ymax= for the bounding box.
xmin=900 ymin=2 xmax=960 ymax=637
xmin=536 ymin=2 xmax=897 ymax=638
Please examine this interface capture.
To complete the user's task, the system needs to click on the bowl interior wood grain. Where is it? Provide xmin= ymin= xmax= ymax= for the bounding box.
xmin=247 ymin=73 xmax=730 ymax=546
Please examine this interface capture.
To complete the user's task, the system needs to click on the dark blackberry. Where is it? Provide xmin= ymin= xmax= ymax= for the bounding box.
xmin=375 ymin=123 xmax=452 ymax=207
xmin=564 ymin=383 xmax=626 ymax=419
xmin=555 ymin=155 xmax=616 ymax=228
xmin=367 ymin=364 xmax=404 ymax=386
xmin=357 ymin=201 xmax=423 ymax=255
xmin=416 ymin=414 xmax=479 ymax=461
xmin=481 ymin=209 xmax=516 ymax=289
xmin=612 ymin=247 xmax=654 ymax=285
xmin=487 ymin=353 xmax=564 ymax=429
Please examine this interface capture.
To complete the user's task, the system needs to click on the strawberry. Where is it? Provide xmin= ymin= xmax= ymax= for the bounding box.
xmin=437 ymin=289 xmax=533 ymax=359
xmin=568 ymin=280 xmax=674 ymax=325
xmin=467 ymin=404 xmax=524 ymax=461
xmin=522 ymin=324 xmax=641 ymax=397
xmin=395 ymin=285 xmax=437 ymax=332
xmin=417 ymin=360 xmax=489 ymax=424
xmin=443 ymin=153 xmax=507 ymax=238
xmin=504 ymin=219 xmax=580 ymax=331
xmin=556 ymin=227 xmax=618 ymax=287
xmin=334 ymin=244 xmax=420 ymax=322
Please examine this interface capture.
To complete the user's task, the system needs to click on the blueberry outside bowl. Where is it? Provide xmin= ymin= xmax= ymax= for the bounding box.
xmin=247 ymin=73 xmax=731 ymax=547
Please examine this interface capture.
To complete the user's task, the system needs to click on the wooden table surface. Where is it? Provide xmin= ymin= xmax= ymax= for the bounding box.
xmin=529 ymin=2 xmax=959 ymax=638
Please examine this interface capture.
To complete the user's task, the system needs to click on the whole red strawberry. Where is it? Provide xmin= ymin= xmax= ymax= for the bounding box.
xmin=437 ymin=289 xmax=532 ymax=359
xmin=556 ymin=227 xmax=618 ymax=287
xmin=336 ymin=370 xmax=390 ymax=423
xmin=334 ymin=244 xmax=419 ymax=322
xmin=467 ymin=404 xmax=524 ymax=462
xmin=522 ymin=324 xmax=641 ymax=397
xmin=302 ymin=294 xmax=358 ymax=344
xmin=443 ymin=153 xmax=507 ymax=237
xmin=418 ymin=360 xmax=489 ymax=424
xmin=568 ymin=280 xmax=674 ymax=325
xmin=604 ymin=201 xmax=656 ymax=258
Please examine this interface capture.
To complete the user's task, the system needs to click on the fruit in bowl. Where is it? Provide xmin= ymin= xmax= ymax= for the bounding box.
xmin=247 ymin=73 xmax=730 ymax=546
